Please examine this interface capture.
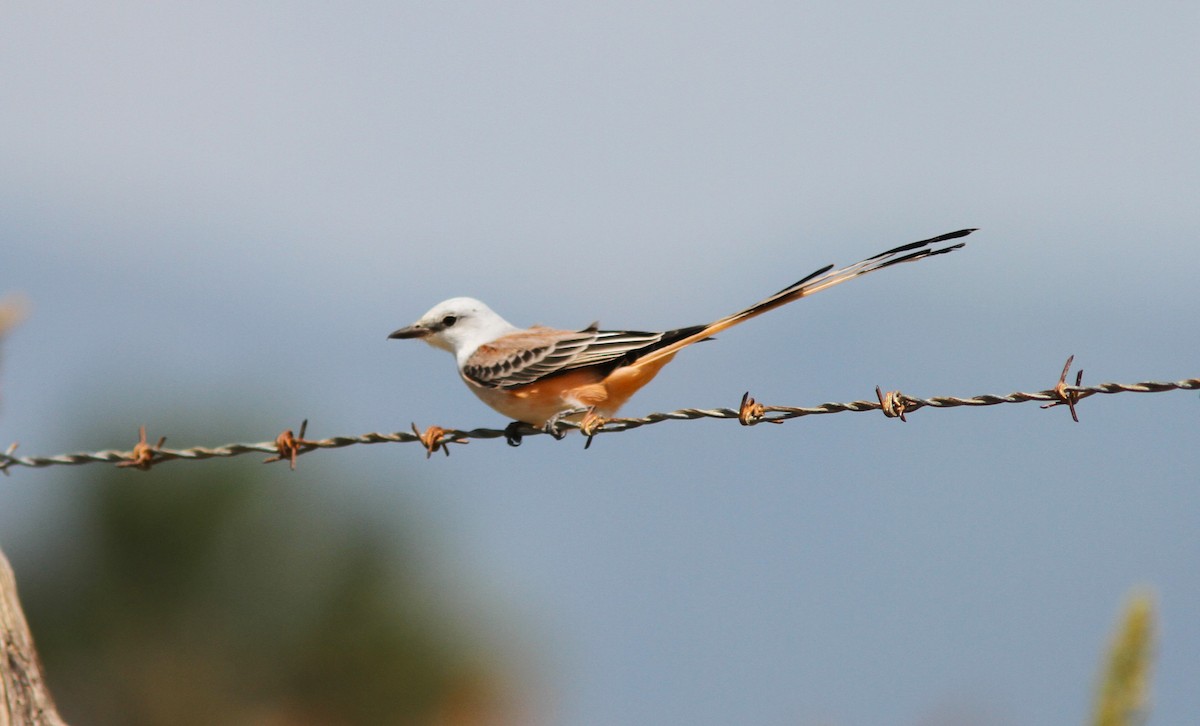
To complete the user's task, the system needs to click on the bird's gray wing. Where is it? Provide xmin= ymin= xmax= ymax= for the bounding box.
xmin=462 ymin=325 xmax=670 ymax=388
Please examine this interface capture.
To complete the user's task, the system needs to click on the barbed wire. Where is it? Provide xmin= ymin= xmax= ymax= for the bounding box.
xmin=0 ymin=357 xmax=1196 ymax=473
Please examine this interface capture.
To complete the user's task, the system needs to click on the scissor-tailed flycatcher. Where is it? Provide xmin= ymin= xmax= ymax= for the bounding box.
xmin=390 ymin=228 xmax=975 ymax=438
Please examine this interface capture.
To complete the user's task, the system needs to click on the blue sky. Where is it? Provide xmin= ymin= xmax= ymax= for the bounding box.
xmin=2 ymin=3 xmax=1198 ymax=724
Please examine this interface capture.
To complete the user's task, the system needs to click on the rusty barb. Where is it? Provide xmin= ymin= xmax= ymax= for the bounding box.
xmin=263 ymin=419 xmax=317 ymax=470
xmin=114 ymin=425 xmax=166 ymax=471
xmin=0 ymin=356 xmax=1196 ymax=471
xmin=1041 ymin=355 xmax=1089 ymax=422
xmin=411 ymin=423 xmax=467 ymax=459
xmin=875 ymin=387 xmax=910 ymax=422
xmin=738 ymin=392 xmax=785 ymax=426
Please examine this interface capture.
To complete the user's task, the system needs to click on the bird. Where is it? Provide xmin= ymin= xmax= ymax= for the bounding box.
xmin=389 ymin=228 xmax=975 ymax=443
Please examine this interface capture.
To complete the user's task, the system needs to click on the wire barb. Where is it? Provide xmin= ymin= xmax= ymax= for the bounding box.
xmin=263 ymin=419 xmax=314 ymax=470
xmin=738 ymin=392 xmax=783 ymax=426
xmin=411 ymin=423 xmax=466 ymax=459
xmin=1041 ymin=355 xmax=1088 ymax=422
xmin=114 ymin=425 xmax=166 ymax=471
xmin=875 ymin=387 xmax=910 ymax=422
xmin=0 ymin=442 xmax=18 ymax=476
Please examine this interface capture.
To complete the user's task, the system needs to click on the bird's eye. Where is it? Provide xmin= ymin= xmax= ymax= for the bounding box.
xmin=442 ymin=315 xmax=458 ymax=327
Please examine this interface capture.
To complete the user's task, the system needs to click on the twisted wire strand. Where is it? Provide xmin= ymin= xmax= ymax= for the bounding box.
xmin=1 ymin=376 xmax=1196 ymax=472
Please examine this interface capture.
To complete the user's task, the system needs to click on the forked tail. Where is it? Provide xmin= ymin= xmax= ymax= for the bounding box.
xmin=633 ymin=228 xmax=977 ymax=368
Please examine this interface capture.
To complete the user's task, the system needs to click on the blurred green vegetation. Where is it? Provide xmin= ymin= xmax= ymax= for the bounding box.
xmin=1092 ymin=592 xmax=1155 ymax=726
xmin=17 ymin=440 xmax=524 ymax=726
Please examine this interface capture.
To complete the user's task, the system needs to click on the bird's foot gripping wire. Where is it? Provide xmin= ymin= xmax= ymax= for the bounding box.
xmin=503 ymin=421 xmax=526 ymax=447
xmin=540 ymin=407 xmax=590 ymax=441
xmin=504 ymin=410 xmax=585 ymax=446
xmin=578 ymin=409 xmax=607 ymax=450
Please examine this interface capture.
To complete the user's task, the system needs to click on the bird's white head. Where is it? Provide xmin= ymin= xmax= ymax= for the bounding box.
xmin=388 ymin=297 xmax=519 ymax=362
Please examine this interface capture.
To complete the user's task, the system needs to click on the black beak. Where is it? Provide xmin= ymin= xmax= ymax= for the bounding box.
xmin=388 ymin=324 xmax=430 ymax=340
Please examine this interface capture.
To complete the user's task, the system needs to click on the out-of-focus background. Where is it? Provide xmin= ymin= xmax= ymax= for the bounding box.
xmin=1 ymin=3 xmax=1197 ymax=724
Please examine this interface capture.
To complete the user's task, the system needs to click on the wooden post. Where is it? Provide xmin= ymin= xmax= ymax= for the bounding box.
xmin=0 ymin=548 xmax=66 ymax=726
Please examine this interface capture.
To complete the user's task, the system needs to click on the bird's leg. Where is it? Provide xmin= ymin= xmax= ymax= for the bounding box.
xmin=542 ymin=407 xmax=590 ymax=440
xmin=503 ymin=421 xmax=525 ymax=447
xmin=579 ymin=409 xmax=608 ymax=450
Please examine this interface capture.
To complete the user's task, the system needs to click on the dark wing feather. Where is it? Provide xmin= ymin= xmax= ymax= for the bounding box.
xmin=462 ymin=325 xmax=704 ymax=389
